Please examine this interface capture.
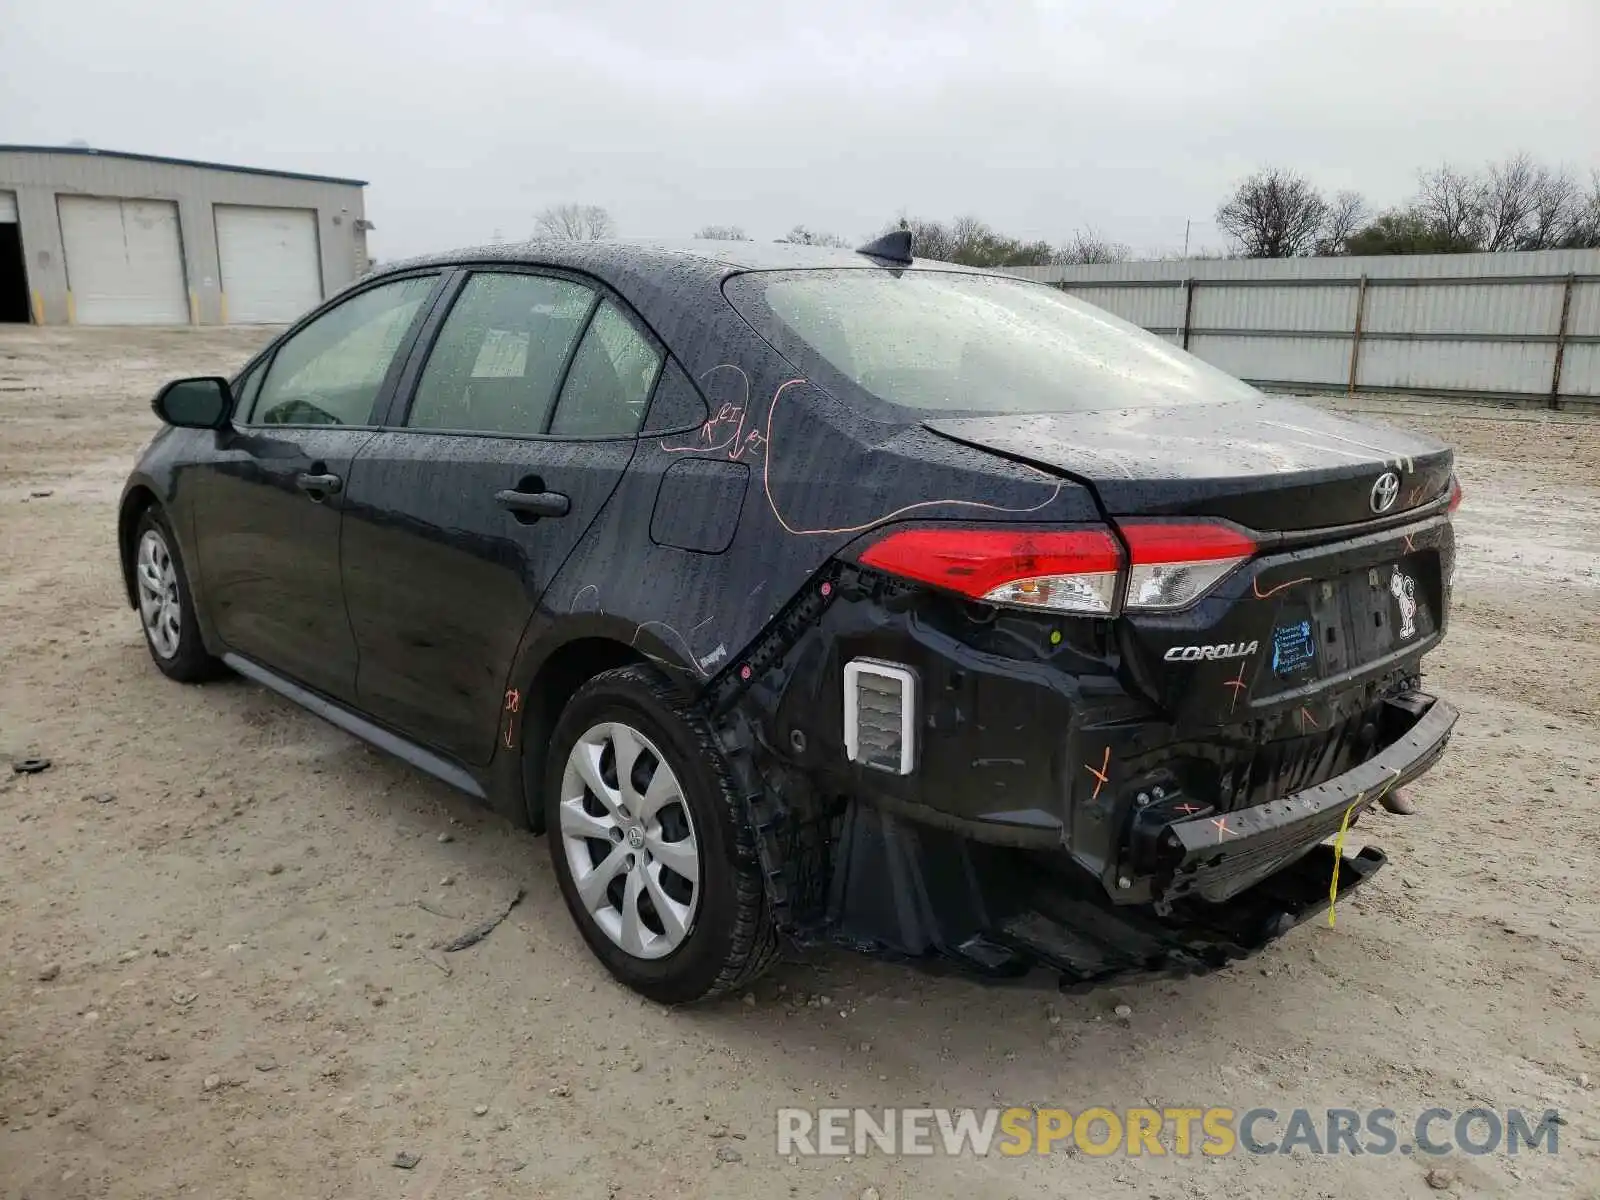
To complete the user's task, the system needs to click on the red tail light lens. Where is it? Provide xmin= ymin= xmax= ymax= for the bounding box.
xmin=857 ymin=527 xmax=1123 ymax=615
xmin=1118 ymin=521 xmax=1257 ymax=612
xmin=1447 ymin=475 xmax=1463 ymax=512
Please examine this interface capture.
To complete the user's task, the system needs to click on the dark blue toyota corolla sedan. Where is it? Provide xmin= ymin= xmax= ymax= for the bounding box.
xmin=119 ymin=234 xmax=1460 ymax=1002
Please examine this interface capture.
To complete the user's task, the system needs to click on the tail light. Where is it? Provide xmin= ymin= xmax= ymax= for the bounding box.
xmin=1119 ymin=521 xmax=1257 ymax=612
xmin=856 ymin=527 xmax=1121 ymax=614
xmin=1447 ymin=475 xmax=1463 ymax=512
xmin=855 ymin=520 xmax=1257 ymax=615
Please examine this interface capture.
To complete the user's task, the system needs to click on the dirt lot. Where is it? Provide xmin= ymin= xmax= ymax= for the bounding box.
xmin=1 ymin=326 xmax=1597 ymax=1200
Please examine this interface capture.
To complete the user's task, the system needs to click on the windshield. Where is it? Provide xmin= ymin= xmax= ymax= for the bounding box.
xmin=724 ymin=269 xmax=1262 ymax=415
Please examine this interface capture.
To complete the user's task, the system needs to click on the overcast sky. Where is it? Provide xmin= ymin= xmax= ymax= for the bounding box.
xmin=3 ymin=0 xmax=1596 ymax=259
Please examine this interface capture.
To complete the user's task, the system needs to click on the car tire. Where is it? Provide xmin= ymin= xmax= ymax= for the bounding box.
xmin=544 ymin=664 xmax=778 ymax=1004
xmin=132 ymin=507 xmax=223 ymax=683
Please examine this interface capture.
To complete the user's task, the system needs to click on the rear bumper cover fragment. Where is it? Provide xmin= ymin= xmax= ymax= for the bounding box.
xmin=818 ymin=695 xmax=1455 ymax=989
xmin=1158 ymin=694 xmax=1455 ymax=904
xmin=822 ymin=802 xmax=1390 ymax=990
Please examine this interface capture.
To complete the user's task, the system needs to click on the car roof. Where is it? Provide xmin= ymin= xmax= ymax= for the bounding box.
xmin=375 ymin=238 xmax=1003 ymax=284
xmin=361 ymin=240 xmax=1025 ymax=373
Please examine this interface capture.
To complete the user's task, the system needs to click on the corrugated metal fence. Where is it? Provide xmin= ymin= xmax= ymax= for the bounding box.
xmin=1012 ymin=249 xmax=1600 ymax=412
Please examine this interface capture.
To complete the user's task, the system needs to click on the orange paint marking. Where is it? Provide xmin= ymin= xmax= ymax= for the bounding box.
xmin=1298 ymin=706 xmax=1320 ymax=731
xmin=660 ymin=365 xmax=753 ymax=456
xmin=1084 ymin=747 xmax=1111 ymax=801
xmin=502 ymin=688 xmax=522 ymax=749
xmin=1211 ymin=816 xmax=1237 ymax=843
xmin=665 ymin=371 xmax=1066 ymax=536
xmin=760 ymin=379 xmax=1064 ymax=536
xmin=1252 ymin=575 xmax=1312 ymax=601
xmin=1403 ymin=533 xmax=1416 ymax=554
xmin=1174 ymin=802 xmax=1204 ymax=815
xmin=1223 ymin=660 xmax=1250 ymax=714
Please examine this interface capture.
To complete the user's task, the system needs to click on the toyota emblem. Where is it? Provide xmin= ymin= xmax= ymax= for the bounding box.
xmin=1370 ymin=471 xmax=1401 ymax=514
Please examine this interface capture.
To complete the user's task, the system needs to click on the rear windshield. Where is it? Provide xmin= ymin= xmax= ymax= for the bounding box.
xmin=723 ymin=269 xmax=1261 ymax=415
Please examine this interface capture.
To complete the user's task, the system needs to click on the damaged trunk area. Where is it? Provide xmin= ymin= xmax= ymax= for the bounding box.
xmin=824 ymin=803 xmax=1391 ymax=988
xmin=708 ymin=525 xmax=1457 ymax=987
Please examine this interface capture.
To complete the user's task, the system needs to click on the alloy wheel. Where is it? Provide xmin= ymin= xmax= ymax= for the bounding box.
xmin=136 ymin=528 xmax=182 ymax=659
xmin=558 ymin=721 xmax=700 ymax=960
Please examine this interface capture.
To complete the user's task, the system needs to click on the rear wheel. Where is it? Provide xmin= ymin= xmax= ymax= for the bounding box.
xmin=133 ymin=508 xmax=222 ymax=682
xmin=544 ymin=665 xmax=777 ymax=1003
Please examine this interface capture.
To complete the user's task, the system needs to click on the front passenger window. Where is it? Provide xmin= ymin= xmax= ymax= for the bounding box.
xmin=231 ymin=358 xmax=266 ymax=421
xmin=250 ymin=276 xmax=436 ymax=426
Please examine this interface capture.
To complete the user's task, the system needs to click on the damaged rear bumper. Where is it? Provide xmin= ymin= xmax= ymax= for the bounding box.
xmin=827 ymin=806 xmax=1388 ymax=989
xmin=817 ymin=695 xmax=1457 ymax=989
xmin=1142 ymin=693 xmax=1456 ymax=906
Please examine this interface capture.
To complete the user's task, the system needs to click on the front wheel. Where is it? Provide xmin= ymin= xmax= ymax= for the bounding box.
xmin=544 ymin=665 xmax=777 ymax=1004
xmin=132 ymin=508 xmax=223 ymax=683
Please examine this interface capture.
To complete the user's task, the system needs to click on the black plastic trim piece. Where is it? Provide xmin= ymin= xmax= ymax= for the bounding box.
xmin=222 ymin=653 xmax=486 ymax=798
xmin=856 ymin=230 xmax=914 ymax=264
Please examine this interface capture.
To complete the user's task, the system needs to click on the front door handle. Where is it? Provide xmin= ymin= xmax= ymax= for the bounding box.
xmin=495 ymin=488 xmax=571 ymax=520
xmin=295 ymin=471 xmax=343 ymax=497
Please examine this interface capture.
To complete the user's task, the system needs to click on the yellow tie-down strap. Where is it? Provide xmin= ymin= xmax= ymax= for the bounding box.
xmin=1327 ymin=766 xmax=1403 ymax=927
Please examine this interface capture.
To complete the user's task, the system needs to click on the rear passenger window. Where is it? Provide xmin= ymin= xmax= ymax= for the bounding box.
xmin=549 ymin=301 xmax=662 ymax=438
xmin=407 ymin=273 xmax=595 ymax=436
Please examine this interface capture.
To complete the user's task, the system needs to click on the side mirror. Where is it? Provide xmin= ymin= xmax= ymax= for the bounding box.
xmin=153 ymin=377 xmax=233 ymax=429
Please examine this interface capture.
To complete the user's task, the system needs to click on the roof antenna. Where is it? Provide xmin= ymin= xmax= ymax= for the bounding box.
xmin=855 ymin=229 xmax=913 ymax=265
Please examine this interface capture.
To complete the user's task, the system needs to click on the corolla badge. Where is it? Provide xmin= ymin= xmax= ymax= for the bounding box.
xmin=1390 ymin=567 xmax=1418 ymax=639
xmin=1163 ymin=640 xmax=1259 ymax=662
xmin=1371 ymin=471 xmax=1401 ymax=514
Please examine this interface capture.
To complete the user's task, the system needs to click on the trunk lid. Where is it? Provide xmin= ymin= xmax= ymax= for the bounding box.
xmin=923 ymin=397 xmax=1452 ymax=532
xmin=924 ymin=398 xmax=1455 ymax=729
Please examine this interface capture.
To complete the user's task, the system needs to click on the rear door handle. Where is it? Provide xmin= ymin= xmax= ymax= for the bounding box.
xmin=495 ymin=488 xmax=570 ymax=519
xmin=295 ymin=471 xmax=343 ymax=497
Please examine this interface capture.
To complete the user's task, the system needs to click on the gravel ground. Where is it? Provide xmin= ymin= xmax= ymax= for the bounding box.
xmin=1 ymin=326 xmax=1597 ymax=1200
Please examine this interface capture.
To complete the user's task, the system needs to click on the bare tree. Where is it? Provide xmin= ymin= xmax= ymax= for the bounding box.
xmin=1315 ymin=191 xmax=1368 ymax=255
xmin=776 ymin=225 xmax=849 ymax=248
xmin=1214 ymin=154 xmax=1599 ymax=257
xmin=1566 ymin=171 xmax=1600 ymax=248
xmin=890 ymin=216 xmax=957 ymax=262
xmin=1481 ymin=154 xmax=1544 ymax=251
xmin=881 ymin=214 xmax=1074 ymax=267
xmin=1216 ymin=168 xmax=1329 ymax=257
xmin=533 ymin=203 xmax=615 ymax=242
xmin=906 ymin=215 xmax=1013 ymax=264
xmin=1524 ymin=169 xmax=1580 ymax=249
xmin=949 ymin=215 xmax=990 ymax=262
xmin=1057 ymin=227 xmax=1131 ymax=265
xmin=1406 ymin=156 xmax=1600 ymax=251
xmin=694 ymin=225 xmax=750 ymax=241
xmin=1413 ymin=165 xmax=1486 ymax=250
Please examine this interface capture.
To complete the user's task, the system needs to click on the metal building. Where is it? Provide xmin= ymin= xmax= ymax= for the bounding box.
xmin=0 ymin=145 xmax=371 ymax=326
xmin=1012 ymin=249 xmax=1600 ymax=411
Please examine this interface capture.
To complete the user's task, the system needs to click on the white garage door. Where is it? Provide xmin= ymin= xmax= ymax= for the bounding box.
xmin=216 ymin=206 xmax=322 ymax=323
xmin=58 ymin=196 xmax=189 ymax=325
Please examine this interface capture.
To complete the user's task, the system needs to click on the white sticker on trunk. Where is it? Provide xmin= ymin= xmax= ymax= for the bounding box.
xmin=1390 ymin=567 xmax=1418 ymax=640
